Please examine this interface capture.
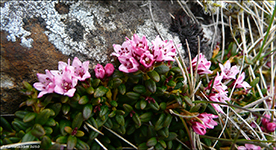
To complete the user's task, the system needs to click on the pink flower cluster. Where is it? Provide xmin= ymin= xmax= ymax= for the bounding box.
xmin=112 ymin=34 xmax=177 ymax=73
xmin=191 ymin=112 xmax=218 ymax=135
xmin=34 ymin=57 xmax=91 ymax=98
xmin=191 ymin=53 xmax=213 ymax=75
xmin=206 ymin=60 xmax=251 ymax=113
xmin=94 ymin=63 xmax=115 ymax=79
xmin=260 ymin=114 xmax=276 ymax=133
xmin=237 ymin=144 xmax=261 ymax=150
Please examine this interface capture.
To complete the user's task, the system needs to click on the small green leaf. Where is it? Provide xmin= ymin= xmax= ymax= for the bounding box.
xmin=67 ymin=135 xmax=77 ymax=150
xmin=92 ymin=78 xmax=101 ymax=88
xmin=22 ymin=131 xmax=36 ymax=142
xmin=89 ymin=131 xmax=99 ymax=140
xmin=41 ymin=136 xmax=52 ymax=150
xmin=110 ymin=100 xmax=118 ymax=107
xmin=72 ymin=112 xmax=83 ymax=129
xmin=133 ymin=85 xmax=147 ymax=94
xmin=31 ymin=124 xmax=45 ymax=138
xmin=170 ymin=66 xmax=181 ymax=74
xmin=140 ymin=99 xmax=147 ymax=110
xmin=64 ymin=126 xmax=73 ymax=134
xmin=1 ymin=117 xmax=13 ymax=132
xmin=49 ymin=103 xmax=62 ymax=118
xmin=79 ymin=95 xmax=89 ymax=105
xmin=138 ymin=142 xmax=148 ymax=149
xmin=145 ymin=79 xmax=156 ymax=93
xmin=35 ymin=109 xmax=55 ymax=125
xmin=23 ymin=112 xmax=36 ymax=123
xmin=164 ymin=132 xmax=178 ymax=141
xmin=163 ymin=114 xmax=173 ymax=127
xmin=155 ymin=113 xmax=165 ymax=131
xmin=76 ymin=139 xmax=90 ymax=150
xmin=86 ymin=86 xmax=94 ymax=95
xmin=108 ymin=110 xmax=117 ymax=118
xmin=159 ymin=139 xmax=167 ymax=148
xmin=99 ymin=106 xmax=109 ymax=117
xmin=26 ymin=99 xmax=36 ymax=106
xmin=23 ymin=81 xmax=33 ymax=90
xmin=76 ymin=130 xmax=85 ymax=137
xmin=113 ymin=78 xmax=123 ymax=88
xmin=160 ymin=102 xmax=167 ymax=110
xmin=140 ymin=112 xmax=153 ymax=122
xmin=104 ymin=118 xmax=113 ymax=129
xmin=44 ymin=126 xmax=53 ymax=135
xmin=183 ymin=96 xmax=193 ymax=106
xmin=61 ymin=96 xmax=69 ymax=103
xmin=115 ymin=115 xmax=125 ymax=126
xmin=118 ymin=84 xmax=126 ymax=95
xmin=94 ymin=86 xmax=108 ymax=98
xmin=62 ymin=104 xmax=70 ymax=115
xmin=126 ymin=92 xmax=140 ymax=100
xmin=148 ymin=101 xmax=160 ymax=111
xmin=60 ymin=120 xmax=71 ymax=136
xmin=56 ymin=136 xmax=68 ymax=144
xmin=147 ymin=137 xmax=157 ymax=147
xmin=123 ymin=104 xmax=133 ymax=112
xmin=167 ymin=80 xmax=176 ymax=87
xmin=132 ymin=113 xmax=141 ymax=127
xmin=15 ymin=110 xmax=29 ymax=119
xmin=155 ymin=64 xmax=170 ymax=74
xmin=148 ymin=70 xmax=160 ymax=82
xmin=250 ymin=77 xmax=259 ymax=87
xmin=83 ymin=104 xmax=93 ymax=120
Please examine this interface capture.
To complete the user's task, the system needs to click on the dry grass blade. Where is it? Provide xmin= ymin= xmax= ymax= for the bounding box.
xmin=95 ymin=138 xmax=108 ymax=150
xmin=103 ymin=126 xmax=138 ymax=149
xmin=85 ymin=122 xmax=104 ymax=135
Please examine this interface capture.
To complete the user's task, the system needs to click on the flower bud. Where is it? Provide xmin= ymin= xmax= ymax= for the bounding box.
xmin=94 ymin=64 xmax=105 ymax=79
xmin=104 ymin=63 xmax=115 ymax=77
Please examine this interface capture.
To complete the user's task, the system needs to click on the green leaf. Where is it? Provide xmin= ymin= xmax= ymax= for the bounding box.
xmin=132 ymin=113 xmax=141 ymax=127
xmin=72 ymin=112 xmax=83 ymax=129
xmin=159 ymin=139 xmax=167 ymax=148
xmin=110 ymin=100 xmax=118 ymax=107
xmin=89 ymin=131 xmax=99 ymax=140
xmin=56 ymin=136 xmax=68 ymax=144
xmin=83 ymin=104 xmax=93 ymax=120
xmin=155 ymin=64 xmax=170 ymax=74
xmin=115 ymin=115 xmax=125 ymax=126
xmin=147 ymin=137 xmax=157 ymax=147
xmin=60 ymin=120 xmax=71 ymax=136
xmin=160 ymin=102 xmax=167 ymax=110
xmin=164 ymin=132 xmax=178 ymax=141
xmin=67 ymin=135 xmax=77 ymax=150
xmin=64 ymin=126 xmax=73 ymax=134
xmin=35 ymin=109 xmax=55 ymax=125
xmin=86 ymin=86 xmax=94 ymax=95
xmin=108 ymin=110 xmax=117 ymax=118
xmin=15 ymin=110 xmax=29 ymax=119
xmin=62 ymin=104 xmax=70 ymax=115
xmin=26 ymin=99 xmax=36 ymax=106
xmin=123 ymin=104 xmax=133 ymax=112
xmin=31 ymin=124 xmax=45 ymax=138
xmin=145 ymin=79 xmax=156 ymax=93
xmin=61 ymin=96 xmax=69 ymax=103
xmin=79 ymin=95 xmax=89 ymax=105
xmin=140 ymin=99 xmax=147 ymax=110
xmin=104 ymin=118 xmax=113 ymax=129
xmin=41 ymin=136 xmax=52 ymax=150
xmin=113 ymin=78 xmax=123 ymax=88
xmin=133 ymin=85 xmax=147 ymax=94
xmin=1 ymin=116 xmax=13 ymax=132
xmin=140 ymin=112 xmax=153 ymax=122
xmin=170 ymin=66 xmax=181 ymax=74
xmin=155 ymin=113 xmax=165 ymax=131
xmin=138 ymin=142 xmax=148 ymax=149
xmin=92 ymin=78 xmax=101 ymax=88
xmin=126 ymin=92 xmax=140 ymax=100
xmin=118 ymin=84 xmax=126 ymax=95
xmin=250 ymin=77 xmax=259 ymax=87
xmin=163 ymin=114 xmax=173 ymax=127
xmin=23 ymin=81 xmax=33 ymax=90
xmin=22 ymin=131 xmax=36 ymax=142
xmin=155 ymin=143 xmax=165 ymax=150
xmin=76 ymin=139 xmax=90 ymax=150
xmin=48 ymin=103 xmax=62 ymax=118
xmin=99 ymin=105 xmax=109 ymax=117
xmin=148 ymin=70 xmax=160 ymax=82
xmin=158 ymin=127 xmax=169 ymax=138
xmin=44 ymin=126 xmax=53 ymax=135
xmin=23 ymin=112 xmax=36 ymax=123
xmin=94 ymin=86 xmax=108 ymax=98
xmin=148 ymin=101 xmax=160 ymax=111
xmin=76 ymin=130 xmax=85 ymax=137
xmin=167 ymin=80 xmax=176 ymax=87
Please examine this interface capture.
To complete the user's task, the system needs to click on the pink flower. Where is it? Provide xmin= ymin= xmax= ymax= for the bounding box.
xmin=51 ymin=59 xmax=71 ymax=76
xmin=94 ymin=64 xmax=105 ymax=79
xmin=237 ymin=144 xmax=261 ymax=150
xmin=191 ymin=121 xmax=206 ymax=135
xmin=151 ymin=36 xmax=176 ymax=62
xmin=33 ymin=70 xmax=55 ymax=98
xmin=118 ymin=55 xmax=139 ymax=73
xmin=140 ymin=51 xmax=155 ymax=68
xmin=235 ymin=72 xmax=251 ymax=90
xmin=54 ymin=66 xmax=78 ymax=97
xmin=198 ymin=113 xmax=218 ymax=129
xmin=191 ymin=53 xmax=213 ymax=75
xmin=208 ymin=73 xmax=228 ymax=93
xmin=112 ymin=40 xmax=133 ymax=57
xmin=72 ymin=57 xmax=91 ymax=81
xmin=219 ymin=60 xmax=239 ymax=80
xmin=104 ymin=63 xmax=115 ymax=77
xmin=266 ymin=122 xmax=276 ymax=133
xmin=262 ymin=114 xmax=271 ymax=125
xmin=131 ymin=34 xmax=148 ymax=57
